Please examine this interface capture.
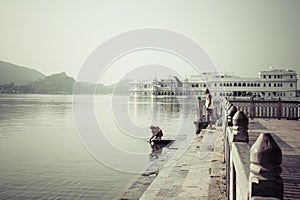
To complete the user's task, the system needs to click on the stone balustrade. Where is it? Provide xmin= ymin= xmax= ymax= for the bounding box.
xmin=228 ymin=97 xmax=300 ymax=120
xmin=222 ymin=98 xmax=284 ymax=200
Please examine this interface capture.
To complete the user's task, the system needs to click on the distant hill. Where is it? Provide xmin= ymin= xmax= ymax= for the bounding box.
xmin=0 ymin=60 xmax=45 ymax=85
xmin=31 ymin=72 xmax=75 ymax=94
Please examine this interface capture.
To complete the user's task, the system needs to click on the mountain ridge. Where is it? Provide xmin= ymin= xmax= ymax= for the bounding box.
xmin=0 ymin=60 xmax=45 ymax=85
xmin=0 ymin=60 xmax=130 ymax=94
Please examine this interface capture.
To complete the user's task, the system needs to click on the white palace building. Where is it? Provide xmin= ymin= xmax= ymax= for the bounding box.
xmin=129 ymin=67 xmax=298 ymax=100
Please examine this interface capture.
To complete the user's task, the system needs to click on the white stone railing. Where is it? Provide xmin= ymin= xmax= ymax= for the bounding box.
xmin=222 ymin=98 xmax=283 ymax=200
xmin=228 ymin=98 xmax=300 ymax=120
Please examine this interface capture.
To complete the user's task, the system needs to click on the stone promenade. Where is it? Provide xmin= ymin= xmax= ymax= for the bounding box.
xmin=121 ymin=118 xmax=300 ymax=200
xmin=139 ymin=127 xmax=226 ymax=200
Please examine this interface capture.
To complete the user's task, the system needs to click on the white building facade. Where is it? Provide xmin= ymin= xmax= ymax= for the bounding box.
xmin=129 ymin=68 xmax=298 ymax=100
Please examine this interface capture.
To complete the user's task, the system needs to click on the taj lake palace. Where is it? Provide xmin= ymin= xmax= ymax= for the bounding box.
xmin=129 ymin=67 xmax=298 ymax=100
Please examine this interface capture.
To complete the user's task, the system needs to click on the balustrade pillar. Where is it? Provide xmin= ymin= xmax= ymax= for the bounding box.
xmin=231 ymin=111 xmax=248 ymax=143
xmin=227 ymin=105 xmax=237 ymax=127
xmin=229 ymin=111 xmax=249 ymax=200
xmin=249 ymin=133 xmax=283 ymax=199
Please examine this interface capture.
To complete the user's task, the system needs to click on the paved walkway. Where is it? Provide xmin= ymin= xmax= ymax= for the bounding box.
xmin=139 ymin=127 xmax=226 ymax=200
xmin=122 ymin=118 xmax=300 ymax=200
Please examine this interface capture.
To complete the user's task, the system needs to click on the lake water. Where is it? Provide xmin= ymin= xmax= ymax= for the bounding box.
xmin=0 ymin=94 xmax=198 ymax=199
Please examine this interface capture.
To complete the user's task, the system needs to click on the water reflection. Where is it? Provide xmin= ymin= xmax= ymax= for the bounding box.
xmin=149 ymin=145 xmax=163 ymax=161
xmin=148 ymin=140 xmax=174 ymax=161
xmin=128 ymin=96 xmax=197 ymax=126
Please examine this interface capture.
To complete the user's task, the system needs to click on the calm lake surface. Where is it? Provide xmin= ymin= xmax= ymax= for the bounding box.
xmin=0 ymin=94 xmax=198 ymax=200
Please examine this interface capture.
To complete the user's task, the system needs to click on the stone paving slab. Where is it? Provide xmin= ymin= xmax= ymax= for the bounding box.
xmin=140 ymin=127 xmax=226 ymax=200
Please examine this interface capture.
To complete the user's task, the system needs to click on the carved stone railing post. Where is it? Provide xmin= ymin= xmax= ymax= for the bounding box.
xmin=227 ymin=105 xmax=237 ymax=127
xmin=223 ymin=99 xmax=232 ymax=198
xmin=228 ymin=111 xmax=249 ymax=200
xmin=226 ymin=102 xmax=232 ymax=113
xmin=232 ymin=111 xmax=249 ymax=143
xmin=249 ymin=133 xmax=283 ymax=199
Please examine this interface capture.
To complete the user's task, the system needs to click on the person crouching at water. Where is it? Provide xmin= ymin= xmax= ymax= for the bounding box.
xmin=205 ymin=88 xmax=213 ymax=129
xmin=149 ymin=125 xmax=163 ymax=142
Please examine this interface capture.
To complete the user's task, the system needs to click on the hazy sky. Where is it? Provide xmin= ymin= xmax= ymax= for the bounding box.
xmin=0 ymin=0 xmax=299 ymax=84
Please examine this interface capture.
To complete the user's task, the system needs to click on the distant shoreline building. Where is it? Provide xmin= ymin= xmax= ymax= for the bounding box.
xmin=129 ymin=68 xmax=298 ymax=100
